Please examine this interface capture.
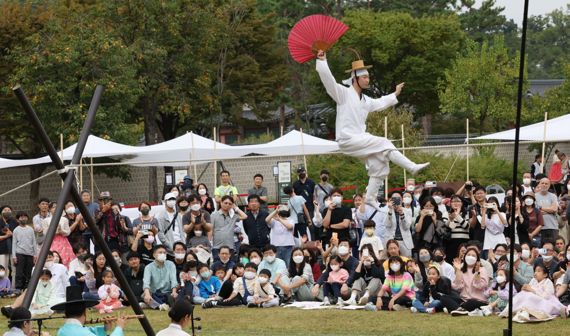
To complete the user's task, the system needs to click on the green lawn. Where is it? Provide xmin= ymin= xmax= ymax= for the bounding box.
xmin=0 ymin=298 xmax=566 ymax=335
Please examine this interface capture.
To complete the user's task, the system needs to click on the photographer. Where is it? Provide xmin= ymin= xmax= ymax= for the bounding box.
xmin=455 ymin=181 xmax=476 ymax=207
xmin=385 ymin=192 xmax=414 ymax=257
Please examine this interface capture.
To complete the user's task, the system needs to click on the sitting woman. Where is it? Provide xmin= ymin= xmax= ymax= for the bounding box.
xmin=500 ymin=264 xmax=567 ymax=318
xmin=30 ymin=269 xmax=65 ymax=316
xmin=411 ymin=264 xmax=458 ymax=314
xmin=374 ymin=256 xmax=417 ymax=311
xmin=347 ymin=244 xmax=384 ymax=305
xmin=443 ymin=247 xmax=489 ymax=316
xmin=282 ymin=248 xmax=314 ymax=302
xmin=414 ymin=197 xmax=446 ymax=251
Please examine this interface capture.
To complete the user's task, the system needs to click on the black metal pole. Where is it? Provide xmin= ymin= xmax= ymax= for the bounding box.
xmin=505 ymin=1 xmax=530 ymax=335
xmin=13 ymin=86 xmax=155 ymax=336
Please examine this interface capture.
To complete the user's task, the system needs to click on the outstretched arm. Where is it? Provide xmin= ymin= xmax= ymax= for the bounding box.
xmin=315 ymin=50 xmax=346 ymax=104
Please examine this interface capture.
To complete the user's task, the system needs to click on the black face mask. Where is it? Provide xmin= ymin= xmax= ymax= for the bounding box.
xmin=278 ymin=211 xmax=290 ymax=218
xmin=140 ymin=208 xmax=150 ymax=216
xmin=179 ymin=205 xmax=189 ymax=211
xmin=321 ymin=175 xmax=328 ymax=182
xmin=433 ymin=255 xmax=444 ymax=263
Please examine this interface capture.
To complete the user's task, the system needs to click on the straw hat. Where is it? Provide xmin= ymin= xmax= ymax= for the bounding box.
xmin=345 ymin=59 xmax=373 ymax=73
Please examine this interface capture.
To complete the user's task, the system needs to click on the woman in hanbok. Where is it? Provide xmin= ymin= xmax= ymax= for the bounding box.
xmin=30 ymin=269 xmax=64 ymax=316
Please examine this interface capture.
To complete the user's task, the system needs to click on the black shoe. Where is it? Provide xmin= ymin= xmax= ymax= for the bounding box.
xmin=247 ymin=302 xmax=257 ymax=308
xmin=1 ymin=306 xmax=13 ymax=318
xmin=330 ymin=297 xmax=338 ymax=305
xmin=202 ymin=301 xmax=216 ymax=309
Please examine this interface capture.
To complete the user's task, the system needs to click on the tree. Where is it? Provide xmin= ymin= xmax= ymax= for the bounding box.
xmin=438 ymin=37 xmax=522 ymax=135
xmin=459 ymin=0 xmax=518 ymax=46
xmin=335 ymin=10 xmax=466 ymax=134
xmin=4 ymin=1 xmax=141 ymax=207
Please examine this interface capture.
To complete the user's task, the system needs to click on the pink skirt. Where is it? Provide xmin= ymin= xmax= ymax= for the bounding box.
xmin=51 ymin=235 xmax=75 ymax=267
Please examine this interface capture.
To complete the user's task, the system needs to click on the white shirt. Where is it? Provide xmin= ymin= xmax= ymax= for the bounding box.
xmin=48 ymin=263 xmax=69 ymax=298
xmin=156 ymin=323 xmax=190 ymax=336
xmin=3 ymin=327 xmax=26 ymax=336
xmin=439 ymin=261 xmax=456 ymax=282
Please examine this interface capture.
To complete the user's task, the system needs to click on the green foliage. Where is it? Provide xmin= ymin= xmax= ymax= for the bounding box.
xmin=438 ymin=36 xmax=522 ymax=134
xmin=335 ymin=10 xmax=466 ymax=117
xmin=238 ymin=133 xmax=275 ymax=145
xmin=366 ymin=105 xmax=424 ymax=148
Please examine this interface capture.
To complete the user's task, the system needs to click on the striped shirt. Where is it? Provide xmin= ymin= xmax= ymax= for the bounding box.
xmin=382 ymin=272 xmax=416 ymax=300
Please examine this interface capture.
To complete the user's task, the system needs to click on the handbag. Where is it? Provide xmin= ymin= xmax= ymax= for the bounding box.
xmin=289 ymin=201 xmax=306 ymax=225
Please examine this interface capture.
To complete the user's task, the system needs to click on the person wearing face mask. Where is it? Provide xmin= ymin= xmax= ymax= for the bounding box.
xmin=292 ymin=167 xmax=316 ymax=220
xmin=131 ymin=202 xmax=159 ymax=244
xmin=170 ymin=242 xmax=188 ymax=280
xmin=479 ymin=268 xmax=515 ymax=316
xmin=508 ymin=244 xmax=534 ymax=287
xmin=431 ymin=247 xmax=455 ymax=282
xmin=411 ymin=265 xmax=458 ymax=314
xmin=265 ymin=205 xmax=295 ymax=267
xmin=535 ymin=178 xmax=560 ymax=244
xmin=131 ymin=230 xmax=156 ymax=266
xmin=143 ymin=245 xmax=179 ymax=310
xmin=257 ymin=245 xmax=289 ymax=295
xmin=41 ymin=251 xmax=69 ymax=301
xmin=415 ymin=197 xmax=446 ymax=252
xmin=281 ymin=248 xmax=314 ymax=302
xmin=156 ymin=193 xmax=180 ymax=252
xmin=347 ymin=244 xmax=384 ymax=306
xmin=312 ymin=240 xmax=358 ymax=301
xmin=188 ymin=224 xmax=212 ymax=254
xmin=356 ymin=195 xmax=389 ymax=250
xmin=358 ymin=220 xmax=383 ymax=259
xmin=156 ymin=298 xmax=195 ymax=336
xmin=284 ymin=186 xmax=312 ymax=242
xmin=196 ymin=183 xmax=216 ymax=214
xmin=534 ymin=241 xmax=559 ymax=278
xmin=445 ymin=247 xmax=489 ymax=316
xmin=371 ymin=256 xmax=417 ymax=311
xmin=249 ymin=269 xmax=279 ymax=308
xmin=322 ymin=188 xmax=352 ymax=247
xmin=314 ymin=169 xmax=334 ymax=214
xmin=480 ymin=197 xmax=507 ymax=258
xmin=159 ymin=196 xmax=189 ymax=253
xmin=209 ymin=246 xmax=236 ymax=283
xmin=520 ymin=172 xmax=534 ymax=195
xmin=507 ymin=196 xmax=528 ymax=246
xmin=385 ymin=192 xmax=414 ymax=258
xmin=11 ymin=212 xmax=36 ymax=293
xmin=521 ymin=193 xmax=544 ymax=247
xmin=183 ymin=195 xmax=212 ymax=247
xmin=46 ymin=201 xmax=76 ymax=267
xmin=447 ymin=195 xmax=470 ymax=262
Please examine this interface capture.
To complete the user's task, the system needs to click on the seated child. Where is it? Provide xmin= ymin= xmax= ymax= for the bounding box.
xmin=204 ymin=263 xmax=257 ymax=308
xmin=0 ymin=265 xmax=13 ymax=298
xmin=95 ymin=270 xmax=123 ymax=314
xmin=359 ymin=220 xmax=384 ymax=259
xmin=30 ymin=269 xmax=64 ymax=316
xmin=248 ymin=269 xmax=279 ymax=308
xmin=374 ymin=256 xmax=417 ymax=311
xmin=179 ymin=260 xmax=202 ymax=304
xmin=198 ymin=263 xmax=222 ymax=306
xmin=481 ymin=268 xmax=515 ymax=316
xmin=322 ymin=256 xmax=349 ymax=306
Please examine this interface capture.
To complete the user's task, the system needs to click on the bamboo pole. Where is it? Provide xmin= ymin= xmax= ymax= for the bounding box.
xmin=540 ymin=112 xmax=548 ymax=173
xmin=79 ymin=159 xmax=83 ymax=190
xmin=60 ymin=133 xmax=64 ymax=187
xmin=401 ymin=124 xmax=406 ymax=187
xmin=300 ymin=128 xmax=307 ymax=172
xmin=466 ymin=119 xmax=470 ymax=181
xmin=384 ymin=117 xmax=388 ymax=199
xmin=213 ymin=127 xmax=218 ymax=186
xmin=191 ymin=132 xmax=197 ymax=181
xmin=90 ymin=157 xmax=94 ymax=194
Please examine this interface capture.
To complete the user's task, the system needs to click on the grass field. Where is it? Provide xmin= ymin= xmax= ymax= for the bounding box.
xmin=0 ymin=298 xmax=566 ymax=335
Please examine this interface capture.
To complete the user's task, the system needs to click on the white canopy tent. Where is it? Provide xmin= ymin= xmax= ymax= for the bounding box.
xmin=244 ymin=130 xmax=339 ymax=156
xmin=474 ymin=114 xmax=570 ymax=142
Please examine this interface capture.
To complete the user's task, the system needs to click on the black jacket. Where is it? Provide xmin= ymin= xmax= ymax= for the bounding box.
xmin=242 ymin=210 xmax=270 ymax=249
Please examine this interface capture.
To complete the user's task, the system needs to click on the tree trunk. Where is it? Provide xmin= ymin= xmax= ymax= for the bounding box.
xmin=421 ymin=114 xmax=432 ymax=135
xmin=29 ymin=165 xmax=47 ymax=212
xmin=143 ymin=97 xmax=160 ymax=202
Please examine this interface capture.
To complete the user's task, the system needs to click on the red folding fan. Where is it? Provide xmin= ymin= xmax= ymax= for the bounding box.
xmin=288 ymin=14 xmax=349 ymax=64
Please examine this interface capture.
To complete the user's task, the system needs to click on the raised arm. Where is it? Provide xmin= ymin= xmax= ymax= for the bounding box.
xmin=315 ymin=51 xmax=346 ymax=104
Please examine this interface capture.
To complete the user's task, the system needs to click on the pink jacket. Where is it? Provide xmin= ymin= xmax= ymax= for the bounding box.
xmin=327 ymin=268 xmax=349 ymax=284
xmin=452 ymin=267 xmax=489 ymax=302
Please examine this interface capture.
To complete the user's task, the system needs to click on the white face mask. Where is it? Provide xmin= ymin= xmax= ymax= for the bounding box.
xmin=166 ymin=200 xmax=176 ymax=208
xmin=53 ymin=257 xmax=60 ymax=264
xmin=542 ymin=255 xmax=553 ymax=262
xmin=324 ymin=200 xmax=332 ymax=208
xmin=507 ymin=253 xmax=520 ymax=262
xmin=65 ymin=207 xmax=76 ymax=215
xmin=175 ymin=253 xmax=186 ymax=260
xmin=465 ymin=255 xmax=477 ymax=266
xmin=403 ymin=197 xmax=412 ymax=205
xmin=244 ymin=271 xmax=256 ymax=280
xmin=332 ymin=196 xmax=342 ymax=206
xmin=521 ymin=249 xmax=530 ymax=259
xmin=524 ymin=198 xmax=534 ymax=206
xmin=44 ymin=261 xmax=54 ymax=268
xmin=433 ymin=196 xmax=442 ymax=205
xmin=190 ymin=204 xmax=201 ymax=212
xmin=0 ymin=271 xmax=5 ymax=277
xmin=496 ymin=275 xmax=506 ymax=284
xmin=293 ymin=255 xmax=304 ymax=264
xmin=522 ymin=178 xmax=531 ymax=185
xmin=338 ymin=246 xmax=349 ymax=256
xmin=171 ymin=191 xmax=180 ymax=197
xmin=198 ymin=189 xmax=207 ymax=196
xmin=251 ymin=257 xmax=261 ymax=265
xmin=406 ymin=185 xmax=415 ymax=192
xmin=390 ymin=263 xmax=401 ymax=272
xmin=258 ymin=277 xmax=269 ymax=285
xmin=566 ymin=253 xmax=570 ymax=261
xmin=330 ymin=265 xmax=340 ymax=272
xmin=156 ymin=253 xmax=167 ymax=262
xmin=264 ymin=255 xmax=275 ymax=264
xmin=194 ymin=230 xmax=203 ymax=237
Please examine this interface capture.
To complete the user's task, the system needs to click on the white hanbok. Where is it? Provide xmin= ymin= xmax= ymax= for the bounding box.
xmin=316 ymin=59 xmax=398 ymax=178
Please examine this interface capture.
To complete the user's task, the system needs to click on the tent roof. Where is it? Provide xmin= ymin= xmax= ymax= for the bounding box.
xmin=244 ymin=130 xmax=339 ymax=156
xmin=474 ymin=114 xmax=570 ymax=142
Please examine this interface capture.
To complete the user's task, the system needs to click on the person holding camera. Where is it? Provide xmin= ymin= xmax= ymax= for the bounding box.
xmin=385 ymin=192 xmax=414 ymax=257
xmin=415 ymin=197 xmax=446 ymax=251
xmin=266 ymin=205 xmax=296 ymax=267
xmin=481 ymin=197 xmax=507 ymax=255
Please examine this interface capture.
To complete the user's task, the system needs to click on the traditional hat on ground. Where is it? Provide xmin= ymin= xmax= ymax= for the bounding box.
xmin=51 ymin=286 xmax=98 ymax=314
